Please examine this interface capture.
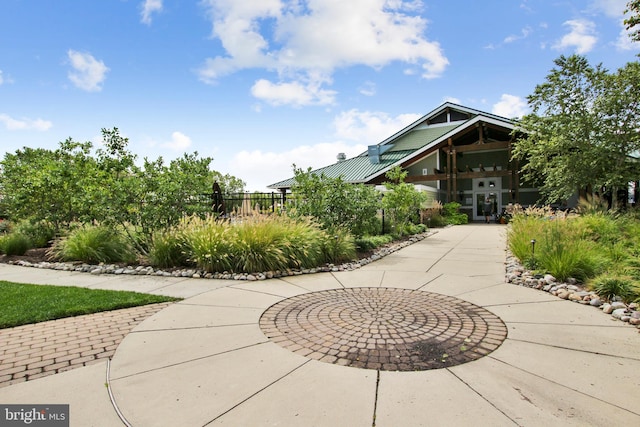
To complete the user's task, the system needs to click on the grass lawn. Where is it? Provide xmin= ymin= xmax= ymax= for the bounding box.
xmin=0 ymin=281 xmax=180 ymax=329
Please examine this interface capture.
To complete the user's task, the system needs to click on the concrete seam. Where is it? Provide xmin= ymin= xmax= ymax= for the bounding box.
xmin=488 ymin=356 xmax=640 ymax=417
xmin=446 ymin=368 xmax=521 ymax=426
xmin=203 ymin=359 xmax=311 ymax=425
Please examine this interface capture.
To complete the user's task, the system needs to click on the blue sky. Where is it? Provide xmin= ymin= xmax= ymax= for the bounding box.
xmin=1 ymin=0 xmax=638 ymax=191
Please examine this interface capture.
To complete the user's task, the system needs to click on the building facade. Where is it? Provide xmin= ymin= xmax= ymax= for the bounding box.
xmin=269 ymin=103 xmax=541 ymax=221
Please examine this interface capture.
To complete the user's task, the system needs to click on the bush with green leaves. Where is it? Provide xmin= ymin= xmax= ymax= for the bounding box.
xmin=381 ymin=166 xmax=428 ymax=235
xmin=176 ymin=215 xmax=344 ymax=274
xmin=289 ymin=167 xmax=381 ymax=237
xmin=49 ymin=225 xmax=135 ymax=264
xmin=13 ymin=219 xmax=56 ymax=248
xmin=148 ymin=228 xmax=189 ymax=268
xmin=355 ymin=234 xmax=394 ymax=252
xmin=320 ymin=227 xmax=357 ymax=264
xmin=441 ymin=202 xmax=468 ymax=225
xmin=588 ymin=273 xmax=639 ymax=303
xmin=0 ymin=233 xmax=31 ymax=256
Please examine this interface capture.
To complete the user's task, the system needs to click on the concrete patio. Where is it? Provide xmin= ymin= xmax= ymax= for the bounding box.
xmin=0 ymin=224 xmax=638 ymax=426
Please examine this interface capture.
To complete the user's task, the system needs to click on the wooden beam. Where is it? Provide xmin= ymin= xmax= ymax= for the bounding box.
xmin=455 ymin=140 xmax=509 ymax=153
xmin=405 ymin=174 xmax=448 ymax=183
xmin=455 ymin=170 xmax=512 ymax=179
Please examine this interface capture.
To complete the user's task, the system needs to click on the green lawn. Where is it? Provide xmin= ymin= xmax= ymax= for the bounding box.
xmin=0 ymin=281 xmax=180 ymax=328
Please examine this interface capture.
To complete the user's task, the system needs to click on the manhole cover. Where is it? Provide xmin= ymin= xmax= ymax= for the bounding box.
xmin=259 ymin=288 xmax=507 ymax=371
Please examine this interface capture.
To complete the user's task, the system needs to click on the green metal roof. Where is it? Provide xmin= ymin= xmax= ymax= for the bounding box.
xmin=269 ymin=150 xmax=413 ymax=188
xmin=268 ymin=102 xmax=517 ymax=190
xmin=387 ymin=124 xmax=459 ymax=152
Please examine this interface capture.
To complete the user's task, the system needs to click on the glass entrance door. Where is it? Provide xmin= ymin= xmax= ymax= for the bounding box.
xmin=474 ymin=192 xmax=499 ymax=222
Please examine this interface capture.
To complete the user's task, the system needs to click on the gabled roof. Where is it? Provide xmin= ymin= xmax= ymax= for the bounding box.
xmin=268 ymin=102 xmax=516 ymax=190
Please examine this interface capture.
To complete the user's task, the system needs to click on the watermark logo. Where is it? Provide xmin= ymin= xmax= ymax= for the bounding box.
xmin=0 ymin=405 xmax=68 ymax=427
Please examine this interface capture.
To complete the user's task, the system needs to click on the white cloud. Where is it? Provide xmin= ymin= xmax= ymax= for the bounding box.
xmin=553 ymin=20 xmax=598 ymax=54
xmin=198 ymin=0 xmax=448 ymax=106
xmin=141 ymin=0 xmax=163 ymax=25
xmin=442 ymin=96 xmax=461 ymax=104
xmin=615 ymin=25 xmax=640 ymax=50
xmin=67 ymin=50 xmax=109 ymax=92
xmin=333 ymin=109 xmax=421 ymax=144
xmin=492 ymin=94 xmax=528 ymax=119
xmin=359 ymin=81 xmax=376 ymax=97
xmin=227 ymin=141 xmax=367 ymax=191
xmin=251 ymin=76 xmax=337 ymax=107
xmin=504 ymin=26 xmax=532 ymax=44
xmin=589 ymin=0 xmax=628 ymax=18
xmin=0 ymin=70 xmax=3 ymax=85
xmin=0 ymin=113 xmax=52 ymax=131
xmin=163 ymin=131 xmax=192 ymax=150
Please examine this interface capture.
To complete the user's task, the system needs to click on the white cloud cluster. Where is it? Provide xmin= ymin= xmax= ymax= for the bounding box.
xmin=225 ymin=108 xmax=423 ymax=190
xmin=492 ymin=94 xmax=528 ymax=119
xmin=163 ymin=131 xmax=192 ymax=150
xmin=504 ymin=26 xmax=532 ymax=44
xmin=333 ymin=109 xmax=421 ymax=143
xmin=141 ymin=0 xmax=163 ymax=25
xmin=227 ymin=140 xmax=367 ymax=191
xmin=67 ymin=50 xmax=109 ymax=92
xmin=0 ymin=113 xmax=52 ymax=131
xmin=198 ymin=0 xmax=448 ymax=106
xmin=553 ymin=20 xmax=598 ymax=54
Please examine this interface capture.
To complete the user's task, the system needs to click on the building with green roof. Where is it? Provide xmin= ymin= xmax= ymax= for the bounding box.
xmin=269 ymin=103 xmax=541 ymax=221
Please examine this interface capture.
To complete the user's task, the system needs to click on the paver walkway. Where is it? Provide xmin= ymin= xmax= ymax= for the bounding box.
xmin=0 ymin=303 xmax=172 ymax=388
xmin=0 ymin=224 xmax=639 ymax=427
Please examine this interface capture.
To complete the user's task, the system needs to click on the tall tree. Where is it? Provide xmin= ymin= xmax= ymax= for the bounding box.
xmin=513 ymin=55 xmax=640 ymax=206
xmin=625 ymin=0 xmax=640 ymax=42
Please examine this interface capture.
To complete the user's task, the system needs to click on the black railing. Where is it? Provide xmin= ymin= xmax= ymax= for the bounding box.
xmin=211 ymin=192 xmax=287 ymax=217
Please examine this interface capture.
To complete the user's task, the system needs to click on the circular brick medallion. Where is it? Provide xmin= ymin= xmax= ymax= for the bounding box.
xmin=259 ymin=288 xmax=507 ymax=371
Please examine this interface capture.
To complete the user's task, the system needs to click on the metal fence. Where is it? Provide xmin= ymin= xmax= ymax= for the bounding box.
xmin=214 ymin=192 xmax=287 ymax=217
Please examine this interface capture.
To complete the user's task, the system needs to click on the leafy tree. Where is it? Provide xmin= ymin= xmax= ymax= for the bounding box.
xmin=513 ymin=55 xmax=640 ymax=205
xmin=624 ymin=0 xmax=640 ymax=42
xmin=0 ymin=128 xmax=246 ymax=251
xmin=289 ymin=166 xmax=381 ymax=237
xmin=381 ymin=166 xmax=428 ymax=234
xmin=210 ymin=171 xmax=245 ymax=194
xmin=0 ymin=140 xmax=98 ymax=231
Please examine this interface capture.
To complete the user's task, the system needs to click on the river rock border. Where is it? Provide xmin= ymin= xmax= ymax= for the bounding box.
xmin=6 ymin=232 xmax=434 ymax=282
xmin=505 ymin=252 xmax=640 ymax=330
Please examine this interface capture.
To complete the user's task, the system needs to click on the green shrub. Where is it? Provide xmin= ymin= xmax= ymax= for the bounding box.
xmin=588 ymin=274 xmax=638 ymax=303
xmin=148 ymin=229 xmax=189 ymax=268
xmin=507 ymin=214 xmax=547 ymax=262
xmin=14 ymin=219 xmax=56 ymax=248
xmin=321 ymin=228 xmax=357 ymax=264
xmin=183 ymin=217 xmax=235 ymax=273
xmin=355 ymin=234 xmax=394 ymax=252
xmin=230 ymin=217 xmax=289 ymax=273
xmin=536 ymin=222 xmax=601 ymax=281
xmin=279 ymin=217 xmax=324 ymax=269
xmin=442 ymin=202 xmax=468 ymax=225
xmin=49 ymin=226 xmax=135 ymax=264
xmin=0 ymin=233 xmax=31 ymax=256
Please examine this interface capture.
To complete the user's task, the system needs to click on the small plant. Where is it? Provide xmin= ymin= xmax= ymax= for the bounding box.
xmin=49 ymin=225 xmax=135 ymax=264
xmin=441 ymin=202 xmax=468 ymax=225
xmin=148 ymin=229 xmax=189 ymax=268
xmin=230 ymin=217 xmax=289 ymax=273
xmin=14 ymin=219 xmax=56 ymax=248
xmin=355 ymin=234 xmax=394 ymax=252
xmin=320 ymin=227 xmax=357 ymax=264
xmin=183 ymin=217 xmax=235 ymax=273
xmin=588 ymin=274 xmax=638 ymax=303
xmin=0 ymin=233 xmax=31 ymax=256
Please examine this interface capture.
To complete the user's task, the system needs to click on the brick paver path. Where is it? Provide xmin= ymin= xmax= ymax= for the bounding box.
xmin=260 ymin=288 xmax=507 ymax=371
xmin=0 ymin=302 xmax=172 ymax=387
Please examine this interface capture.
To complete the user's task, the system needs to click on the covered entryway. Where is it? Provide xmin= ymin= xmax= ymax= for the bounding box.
xmin=473 ymin=177 xmax=501 ymax=222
